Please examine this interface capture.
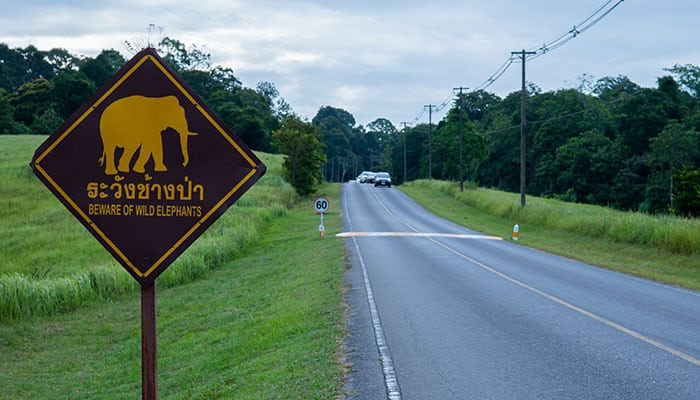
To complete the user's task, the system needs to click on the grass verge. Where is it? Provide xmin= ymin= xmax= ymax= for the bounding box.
xmin=400 ymin=180 xmax=700 ymax=292
xmin=0 ymin=182 xmax=346 ymax=399
xmin=0 ymin=135 xmax=296 ymax=321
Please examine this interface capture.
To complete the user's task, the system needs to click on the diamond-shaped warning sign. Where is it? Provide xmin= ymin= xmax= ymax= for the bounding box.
xmin=31 ymin=48 xmax=266 ymax=286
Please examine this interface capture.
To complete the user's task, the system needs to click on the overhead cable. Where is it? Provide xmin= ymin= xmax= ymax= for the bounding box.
xmin=407 ymin=0 xmax=625 ymax=124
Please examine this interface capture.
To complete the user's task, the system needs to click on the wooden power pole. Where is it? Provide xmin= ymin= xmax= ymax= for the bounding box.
xmin=511 ymin=49 xmax=536 ymax=207
xmin=453 ymin=87 xmax=468 ymax=192
xmin=424 ymin=104 xmax=436 ymax=180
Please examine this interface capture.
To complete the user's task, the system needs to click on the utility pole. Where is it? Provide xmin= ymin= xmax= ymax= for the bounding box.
xmin=511 ymin=49 xmax=536 ymax=207
xmin=424 ymin=104 xmax=436 ymax=180
xmin=401 ymin=122 xmax=410 ymax=184
xmin=453 ymin=87 xmax=468 ymax=192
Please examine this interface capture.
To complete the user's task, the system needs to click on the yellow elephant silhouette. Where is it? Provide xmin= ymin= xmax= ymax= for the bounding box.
xmin=99 ymin=95 xmax=198 ymax=176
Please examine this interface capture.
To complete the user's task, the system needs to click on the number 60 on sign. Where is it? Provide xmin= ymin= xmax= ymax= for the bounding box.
xmin=313 ymin=196 xmax=329 ymax=214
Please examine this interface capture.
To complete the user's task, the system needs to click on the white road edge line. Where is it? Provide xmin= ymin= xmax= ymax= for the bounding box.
xmin=427 ymin=236 xmax=700 ymax=368
xmin=368 ymin=184 xmax=700 ymax=368
xmin=344 ymin=187 xmax=402 ymax=400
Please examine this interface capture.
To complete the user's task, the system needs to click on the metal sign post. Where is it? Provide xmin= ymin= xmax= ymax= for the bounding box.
xmin=313 ymin=196 xmax=329 ymax=237
xmin=142 ymin=283 xmax=157 ymax=400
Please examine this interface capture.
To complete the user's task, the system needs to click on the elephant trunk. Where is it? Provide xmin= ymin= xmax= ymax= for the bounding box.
xmin=180 ymin=131 xmax=199 ymax=167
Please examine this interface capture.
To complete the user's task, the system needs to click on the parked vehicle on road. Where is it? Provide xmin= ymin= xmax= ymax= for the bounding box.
xmin=374 ymin=172 xmax=391 ymax=187
xmin=366 ymin=172 xmax=377 ymax=184
xmin=358 ymin=171 xmax=373 ymax=183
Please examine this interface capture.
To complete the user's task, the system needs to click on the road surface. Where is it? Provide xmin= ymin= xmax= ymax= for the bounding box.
xmin=341 ymin=182 xmax=700 ymax=400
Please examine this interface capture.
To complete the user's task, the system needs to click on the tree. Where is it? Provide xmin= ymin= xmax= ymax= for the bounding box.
xmin=44 ymin=48 xmax=79 ymax=75
xmin=477 ymin=92 xmax=521 ymax=192
xmin=552 ymin=129 xmax=612 ymax=203
xmin=30 ymin=107 xmax=63 ymax=135
xmin=157 ymin=37 xmax=211 ymax=73
xmin=462 ymin=89 xmax=502 ymax=123
xmin=81 ymin=49 xmax=126 ymax=87
xmin=527 ymin=89 xmax=613 ymax=197
xmin=593 ymin=75 xmax=640 ymax=102
xmin=273 ymin=116 xmax=326 ymax=196
xmin=615 ymin=87 xmax=671 ymax=155
xmin=673 ymin=166 xmax=700 ymax=216
xmin=363 ymin=118 xmax=396 ymax=172
xmin=432 ymin=105 xmax=485 ymax=182
xmin=0 ymin=44 xmax=59 ymax=90
xmin=9 ymin=78 xmax=54 ymax=126
xmin=51 ymin=71 xmax=96 ymax=119
xmin=648 ymin=120 xmax=700 ymax=210
xmin=666 ymin=63 xmax=700 ymax=97
xmin=0 ymin=89 xmax=30 ymax=134
xmin=313 ymin=106 xmax=355 ymax=182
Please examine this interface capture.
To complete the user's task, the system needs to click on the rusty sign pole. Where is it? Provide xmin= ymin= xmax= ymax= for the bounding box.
xmin=141 ymin=282 xmax=157 ymax=400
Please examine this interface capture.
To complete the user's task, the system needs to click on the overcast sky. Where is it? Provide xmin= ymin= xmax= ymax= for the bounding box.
xmin=3 ymin=1 xmax=698 ymax=127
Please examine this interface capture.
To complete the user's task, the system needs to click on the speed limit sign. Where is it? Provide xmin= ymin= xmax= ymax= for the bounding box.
xmin=313 ymin=196 xmax=330 ymax=214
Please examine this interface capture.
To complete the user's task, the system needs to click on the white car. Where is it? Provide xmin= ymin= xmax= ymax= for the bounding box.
xmin=358 ymin=171 xmax=373 ymax=183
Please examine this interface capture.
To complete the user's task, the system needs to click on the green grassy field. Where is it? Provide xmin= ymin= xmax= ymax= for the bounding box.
xmin=401 ymin=179 xmax=700 ymax=291
xmin=0 ymin=183 xmax=346 ymax=399
xmin=1 ymin=135 xmax=347 ymax=398
xmin=0 ymin=135 xmax=296 ymax=320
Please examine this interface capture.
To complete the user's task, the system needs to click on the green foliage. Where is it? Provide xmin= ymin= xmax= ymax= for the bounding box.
xmin=0 ymin=136 xmax=295 ymax=321
xmin=0 ymin=44 xmax=57 ymax=91
xmin=0 ymin=41 xmax=282 ymax=152
xmin=5 ymin=39 xmax=700 ymax=218
xmin=80 ymin=49 xmax=126 ymax=87
xmin=29 ymin=107 xmax=63 ymax=135
xmin=273 ymin=117 xmax=326 ymax=195
xmin=402 ymin=180 xmax=700 ymax=290
xmin=9 ymin=78 xmax=53 ymax=126
xmin=433 ymin=105 xmax=485 ymax=181
xmin=0 ymin=89 xmax=30 ymax=134
xmin=406 ymin=179 xmax=700 ymax=256
xmin=0 ymin=183 xmax=345 ymax=399
xmin=666 ymin=63 xmax=700 ymax=97
xmin=51 ymin=71 xmax=97 ymax=118
xmin=313 ymin=106 xmax=356 ymax=182
xmin=673 ymin=166 xmax=700 ymax=216
xmin=292 ymin=68 xmax=696 ymax=218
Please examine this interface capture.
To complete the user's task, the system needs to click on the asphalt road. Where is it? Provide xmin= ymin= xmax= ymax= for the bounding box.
xmin=341 ymin=182 xmax=700 ymax=400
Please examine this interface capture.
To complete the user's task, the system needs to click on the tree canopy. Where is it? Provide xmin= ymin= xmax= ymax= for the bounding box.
xmin=308 ymin=71 xmax=700 ymax=218
xmin=3 ymin=40 xmax=700 ymax=216
xmin=0 ymin=39 xmax=284 ymax=154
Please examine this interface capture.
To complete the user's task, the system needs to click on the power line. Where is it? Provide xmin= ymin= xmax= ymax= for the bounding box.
xmin=493 ymin=0 xmax=625 ymax=83
xmin=406 ymin=0 xmax=625 ymax=123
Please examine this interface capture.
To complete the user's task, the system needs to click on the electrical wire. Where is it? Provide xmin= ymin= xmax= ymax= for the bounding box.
xmin=405 ymin=0 xmax=625 ymax=125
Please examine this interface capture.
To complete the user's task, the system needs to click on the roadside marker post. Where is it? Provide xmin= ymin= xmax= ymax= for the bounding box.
xmin=313 ymin=196 xmax=330 ymax=237
xmin=319 ymin=213 xmax=325 ymax=237
xmin=512 ymin=224 xmax=520 ymax=241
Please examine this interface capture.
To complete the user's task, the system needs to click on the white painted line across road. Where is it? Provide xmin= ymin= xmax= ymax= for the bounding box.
xmin=336 ymin=232 xmax=503 ymax=240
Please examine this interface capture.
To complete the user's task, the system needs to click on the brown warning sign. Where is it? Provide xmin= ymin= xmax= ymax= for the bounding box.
xmin=31 ymin=48 xmax=266 ymax=286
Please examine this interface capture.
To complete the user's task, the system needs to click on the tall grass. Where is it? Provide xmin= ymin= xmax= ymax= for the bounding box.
xmin=0 ymin=136 xmax=296 ymax=321
xmin=406 ymin=179 xmax=700 ymax=255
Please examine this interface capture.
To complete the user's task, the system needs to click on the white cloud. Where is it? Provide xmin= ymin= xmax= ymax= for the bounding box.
xmin=2 ymin=0 xmax=700 ymax=126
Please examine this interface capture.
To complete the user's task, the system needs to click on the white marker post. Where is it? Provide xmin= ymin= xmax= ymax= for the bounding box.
xmin=313 ymin=196 xmax=330 ymax=237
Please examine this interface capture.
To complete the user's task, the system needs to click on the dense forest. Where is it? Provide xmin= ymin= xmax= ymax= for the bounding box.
xmin=1 ymin=40 xmax=699 ymax=216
